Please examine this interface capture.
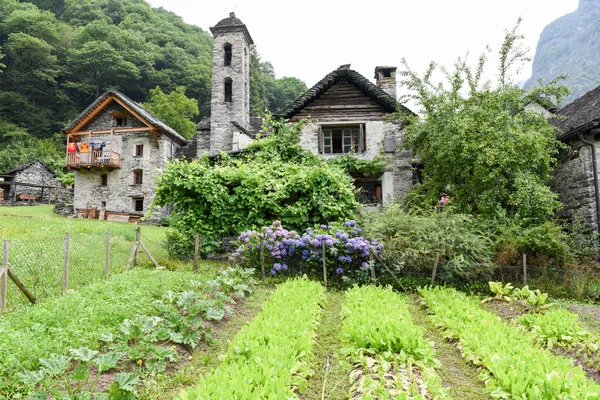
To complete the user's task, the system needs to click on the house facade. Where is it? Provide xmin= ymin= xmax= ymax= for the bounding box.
xmin=64 ymin=90 xmax=187 ymax=222
xmin=553 ymin=85 xmax=600 ymax=233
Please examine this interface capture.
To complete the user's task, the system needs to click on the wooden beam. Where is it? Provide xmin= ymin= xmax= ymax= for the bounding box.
xmin=111 ymin=96 xmax=154 ymax=129
xmin=68 ymin=95 xmax=116 ymax=134
xmin=150 ymin=129 xmax=160 ymax=149
xmin=69 ymin=127 xmax=152 ymax=136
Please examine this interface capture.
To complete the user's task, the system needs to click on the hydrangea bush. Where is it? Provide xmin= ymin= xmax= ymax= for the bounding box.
xmin=231 ymin=220 xmax=384 ymax=282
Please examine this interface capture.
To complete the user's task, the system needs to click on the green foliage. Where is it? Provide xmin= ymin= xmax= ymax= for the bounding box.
xmin=420 ymin=286 xmax=600 ymax=398
xmin=362 ymin=203 xmax=493 ymax=279
xmin=563 ymin=213 xmax=600 ymax=264
xmin=481 ymin=281 xmax=514 ymax=303
xmin=142 ymin=86 xmax=199 ymax=139
xmin=400 ymin=21 xmax=568 ymax=225
xmin=154 ymin=116 xmax=358 ymax=254
xmin=518 ymin=309 xmax=589 ymax=349
xmin=249 ymin=48 xmax=307 ymax=116
xmin=0 ymin=269 xmax=207 ymax=396
xmin=340 ymin=286 xmax=450 ymax=399
xmin=180 ymin=278 xmax=325 ymax=399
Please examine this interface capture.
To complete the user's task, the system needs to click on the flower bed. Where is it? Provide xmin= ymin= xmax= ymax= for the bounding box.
xmin=179 ymin=277 xmax=325 ymax=399
xmin=420 ymin=287 xmax=600 ymax=398
xmin=340 ymin=285 xmax=450 ymax=399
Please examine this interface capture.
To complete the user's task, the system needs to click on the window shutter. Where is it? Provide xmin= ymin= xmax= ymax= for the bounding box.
xmin=318 ymin=125 xmax=323 ymax=154
xmin=360 ymin=124 xmax=366 ymax=152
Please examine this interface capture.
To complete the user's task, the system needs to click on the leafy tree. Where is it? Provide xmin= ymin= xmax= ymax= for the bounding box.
xmin=400 ymin=21 xmax=569 ymax=225
xmin=153 ymin=116 xmax=358 ymax=251
xmin=142 ymin=86 xmax=199 ymax=139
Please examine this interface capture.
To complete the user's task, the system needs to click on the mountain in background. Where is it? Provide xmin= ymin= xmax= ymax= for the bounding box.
xmin=524 ymin=0 xmax=600 ymax=104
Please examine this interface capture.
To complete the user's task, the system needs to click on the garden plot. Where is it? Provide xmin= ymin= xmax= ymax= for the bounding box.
xmin=179 ymin=278 xmax=325 ymax=399
xmin=0 ymin=267 xmax=258 ymax=398
xmin=420 ymin=286 xmax=600 ymax=398
xmin=340 ymin=285 xmax=450 ymax=399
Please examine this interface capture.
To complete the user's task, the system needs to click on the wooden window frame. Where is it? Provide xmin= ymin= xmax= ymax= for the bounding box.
xmin=99 ymin=174 xmax=108 ymax=186
xmin=133 ymin=170 xmax=143 ymax=185
xmin=135 ymin=144 xmax=144 ymax=157
xmin=319 ymin=124 xmax=365 ymax=154
xmin=133 ymin=197 xmax=144 ymax=212
xmin=114 ymin=117 xmax=127 ymax=127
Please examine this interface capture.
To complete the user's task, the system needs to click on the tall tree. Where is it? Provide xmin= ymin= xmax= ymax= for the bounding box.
xmin=400 ymin=21 xmax=569 ymax=225
xmin=142 ymin=86 xmax=199 ymax=139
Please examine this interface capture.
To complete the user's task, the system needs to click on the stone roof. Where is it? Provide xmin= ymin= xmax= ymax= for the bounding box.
xmin=275 ymin=64 xmax=414 ymax=119
xmin=553 ymin=84 xmax=600 ymax=140
xmin=1 ymin=160 xmax=56 ymax=177
xmin=196 ymin=116 xmax=211 ymax=130
xmin=210 ymin=12 xmax=254 ymax=45
xmin=64 ymin=89 xmax=188 ymax=145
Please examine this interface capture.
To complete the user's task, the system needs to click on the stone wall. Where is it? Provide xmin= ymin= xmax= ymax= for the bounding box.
xmin=297 ymin=119 xmax=413 ymax=201
xmin=73 ymin=132 xmax=176 ymax=223
xmin=7 ymin=161 xmax=59 ymax=203
xmin=553 ymin=138 xmax=598 ymax=231
xmin=210 ymin=30 xmax=250 ymax=154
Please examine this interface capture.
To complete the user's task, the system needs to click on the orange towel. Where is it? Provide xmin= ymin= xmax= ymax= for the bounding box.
xmin=80 ymin=142 xmax=89 ymax=153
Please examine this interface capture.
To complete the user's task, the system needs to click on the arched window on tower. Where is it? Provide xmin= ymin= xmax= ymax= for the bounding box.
xmin=224 ymin=43 xmax=232 ymax=66
xmin=224 ymin=78 xmax=232 ymax=103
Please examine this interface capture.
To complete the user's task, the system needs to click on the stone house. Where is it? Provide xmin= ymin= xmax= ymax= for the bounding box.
xmin=63 ymin=90 xmax=187 ymax=222
xmin=180 ymin=13 xmax=416 ymax=204
xmin=0 ymin=160 xmax=58 ymax=203
xmin=553 ymin=84 xmax=600 ymax=233
xmin=67 ymin=12 xmax=417 ymax=222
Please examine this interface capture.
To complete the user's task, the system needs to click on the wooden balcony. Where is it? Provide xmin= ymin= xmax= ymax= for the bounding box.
xmin=67 ymin=151 xmax=121 ymax=170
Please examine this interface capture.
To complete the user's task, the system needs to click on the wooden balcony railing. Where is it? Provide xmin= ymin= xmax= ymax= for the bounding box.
xmin=67 ymin=151 xmax=121 ymax=169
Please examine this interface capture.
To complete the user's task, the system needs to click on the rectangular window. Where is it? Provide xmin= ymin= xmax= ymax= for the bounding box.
xmin=114 ymin=117 xmax=127 ymax=127
xmin=224 ymin=79 xmax=232 ymax=103
xmin=320 ymin=125 xmax=365 ymax=154
xmin=135 ymin=144 xmax=144 ymax=157
xmin=134 ymin=198 xmax=144 ymax=212
xmin=100 ymin=174 xmax=107 ymax=186
xmin=133 ymin=170 xmax=143 ymax=185
xmin=101 ymin=201 xmax=106 ymax=208
xmin=355 ymin=179 xmax=382 ymax=204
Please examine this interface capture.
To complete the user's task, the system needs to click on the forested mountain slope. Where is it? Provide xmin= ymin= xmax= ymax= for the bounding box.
xmin=524 ymin=0 xmax=600 ymax=104
xmin=0 ymin=0 xmax=306 ymax=175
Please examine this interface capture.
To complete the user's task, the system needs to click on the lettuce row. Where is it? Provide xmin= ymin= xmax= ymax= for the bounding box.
xmin=420 ymin=286 xmax=600 ymax=399
xmin=179 ymin=277 xmax=325 ymax=399
xmin=340 ymin=285 xmax=451 ymax=399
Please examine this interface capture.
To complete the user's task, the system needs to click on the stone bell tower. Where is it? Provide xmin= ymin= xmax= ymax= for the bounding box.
xmin=209 ymin=12 xmax=253 ymax=154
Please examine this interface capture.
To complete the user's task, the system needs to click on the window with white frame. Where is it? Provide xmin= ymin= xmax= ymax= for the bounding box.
xmin=320 ymin=124 xmax=365 ymax=154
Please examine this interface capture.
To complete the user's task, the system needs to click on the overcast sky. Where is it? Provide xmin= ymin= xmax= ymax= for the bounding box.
xmin=147 ymin=0 xmax=578 ymax=91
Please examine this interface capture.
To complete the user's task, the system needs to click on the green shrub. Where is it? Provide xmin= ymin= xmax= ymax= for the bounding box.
xmin=362 ymin=203 xmax=493 ymax=280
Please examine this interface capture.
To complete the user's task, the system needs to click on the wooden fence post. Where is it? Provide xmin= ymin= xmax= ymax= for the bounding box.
xmin=322 ymin=241 xmax=328 ymax=290
xmin=431 ymin=252 xmax=440 ymax=286
xmin=369 ymin=249 xmax=376 ymax=285
xmin=134 ymin=227 xmax=141 ymax=266
xmin=105 ymin=230 xmax=110 ymax=278
xmin=260 ymin=236 xmax=265 ymax=279
xmin=1 ymin=240 xmax=8 ymax=312
xmin=522 ymin=253 xmax=527 ymax=286
xmin=194 ymin=234 xmax=199 ymax=273
xmin=63 ymin=233 xmax=70 ymax=293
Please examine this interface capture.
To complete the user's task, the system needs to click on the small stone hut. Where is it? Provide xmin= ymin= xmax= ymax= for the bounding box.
xmin=0 ymin=160 xmax=59 ymax=203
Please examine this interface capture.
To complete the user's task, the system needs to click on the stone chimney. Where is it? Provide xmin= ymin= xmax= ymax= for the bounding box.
xmin=374 ymin=66 xmax=397 ymax=100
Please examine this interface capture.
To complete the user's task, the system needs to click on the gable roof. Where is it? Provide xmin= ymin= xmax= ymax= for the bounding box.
xmin=553 ymin=84 xmax=600 ymax=140
xmin=64 ymin=89 xmax=188 ymax=145
xmin=275 ymin=65 xmax=414 ymax=120
xmin=1 ymin=160 xmax=56 ymax=177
